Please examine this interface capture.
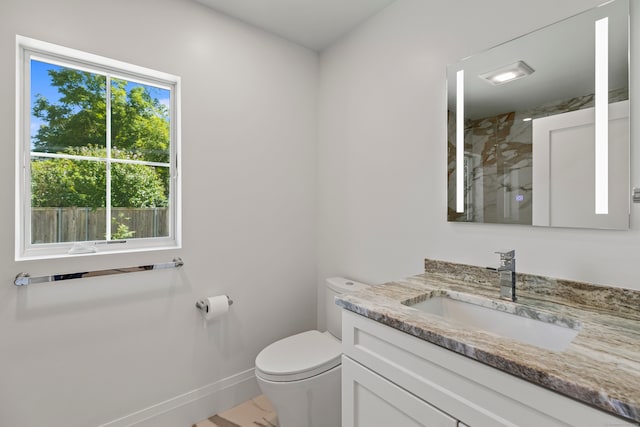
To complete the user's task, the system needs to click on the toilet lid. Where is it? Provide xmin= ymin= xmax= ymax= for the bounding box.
xmin=255 ymin=330 xmax=342 ymax=382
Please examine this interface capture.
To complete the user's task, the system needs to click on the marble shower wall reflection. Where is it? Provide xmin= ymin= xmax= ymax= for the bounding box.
xmin=447 ymin=88 xmax=628 ymax=224
xmin=447 ymin=110 xmax=533 ymax=224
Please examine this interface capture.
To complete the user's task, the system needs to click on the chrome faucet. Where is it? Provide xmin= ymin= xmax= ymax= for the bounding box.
xmin=495 ymin=250 xmax=517 ymax=302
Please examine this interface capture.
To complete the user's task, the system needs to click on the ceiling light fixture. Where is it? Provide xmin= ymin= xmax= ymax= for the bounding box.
xmin=479 ymin=60 xmax=535 ymax=85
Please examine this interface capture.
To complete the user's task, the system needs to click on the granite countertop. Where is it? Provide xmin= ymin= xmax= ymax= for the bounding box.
xmin=335 ymin=259 xmax=640 ymax=423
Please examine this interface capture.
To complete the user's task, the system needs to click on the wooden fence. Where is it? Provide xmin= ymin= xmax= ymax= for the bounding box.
xmin=31 ymin=207 xmax=168 ymax=243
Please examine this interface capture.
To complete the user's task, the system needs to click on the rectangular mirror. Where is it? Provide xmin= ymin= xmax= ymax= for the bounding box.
xmin=447 ymin=0 xmax=629 ymax=229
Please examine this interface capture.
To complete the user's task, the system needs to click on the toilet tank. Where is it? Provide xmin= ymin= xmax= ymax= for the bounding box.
xmin=325 ymin=277 xmax=369 ymax=340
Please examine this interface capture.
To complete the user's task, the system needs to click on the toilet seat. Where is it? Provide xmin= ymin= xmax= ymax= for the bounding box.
xmin=255 ymin=330 xmax=342 ymax=382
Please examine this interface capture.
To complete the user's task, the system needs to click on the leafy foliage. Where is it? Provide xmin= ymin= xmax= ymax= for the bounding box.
xmin=111 ymin=213 xmax=136 ymax=240
xmin=31 ymin=146 xmax=168 ymax=208
xmin=110 ymin=78 xmax=170 ymax=164
xmin=32 ymin=69 xmax=107 ymax=152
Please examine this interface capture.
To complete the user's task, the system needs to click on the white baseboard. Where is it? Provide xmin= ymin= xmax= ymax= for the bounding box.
xmin=99 ymin=368 xmax=260 ymax=427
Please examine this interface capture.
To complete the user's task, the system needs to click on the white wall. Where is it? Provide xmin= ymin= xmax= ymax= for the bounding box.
xmin=317 ymin=0 xmax=640 ymax=327
xmin=0 ymin=0 xmax=318 ymax=426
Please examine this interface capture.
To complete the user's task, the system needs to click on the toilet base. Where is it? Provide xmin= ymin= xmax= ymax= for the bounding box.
xmin=256 ymin=364 xmax=341 ymax=427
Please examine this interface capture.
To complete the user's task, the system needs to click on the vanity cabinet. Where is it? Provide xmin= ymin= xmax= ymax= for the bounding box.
xmin=341 ymin=309 xmax=636 ymax=427
xmin=342 ymin=356 xmax=457 ymax=427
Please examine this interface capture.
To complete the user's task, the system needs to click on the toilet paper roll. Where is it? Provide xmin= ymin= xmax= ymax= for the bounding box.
xmin=201 ymin=295 xmax=230 ymax=320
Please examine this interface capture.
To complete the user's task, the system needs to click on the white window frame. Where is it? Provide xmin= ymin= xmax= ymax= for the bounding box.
xmin=15 ymin=36 xmax=181 ymax=260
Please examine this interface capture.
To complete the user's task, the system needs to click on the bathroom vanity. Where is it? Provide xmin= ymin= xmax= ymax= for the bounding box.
xmin=337 ymin=260 xmax=640 ymax=426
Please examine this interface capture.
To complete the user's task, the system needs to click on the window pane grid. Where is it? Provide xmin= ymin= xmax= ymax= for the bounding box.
xmin=30 ymin=152 xmax=171 ymax=168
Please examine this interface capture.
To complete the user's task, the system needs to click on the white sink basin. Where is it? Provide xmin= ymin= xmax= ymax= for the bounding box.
xmin=407 ymin=292 xmax=581 ymax=352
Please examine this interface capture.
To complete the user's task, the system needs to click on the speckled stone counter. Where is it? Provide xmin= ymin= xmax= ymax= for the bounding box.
xmin=335 ymin=259 xmax=640 ymax=423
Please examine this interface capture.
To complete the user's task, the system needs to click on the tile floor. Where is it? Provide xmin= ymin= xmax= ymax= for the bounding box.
xmin=192 ymin=395 xmax=279 ymax=427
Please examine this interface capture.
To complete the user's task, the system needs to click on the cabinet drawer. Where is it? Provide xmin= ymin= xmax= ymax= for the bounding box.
xmin=342 ymin=356 xmax=458 ymax=427
xmin=342 ymin=310 xmax=634 ymax=427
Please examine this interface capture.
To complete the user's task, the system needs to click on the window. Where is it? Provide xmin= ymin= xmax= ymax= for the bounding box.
xmin=16 ymin=36 xmax=181 ymax=260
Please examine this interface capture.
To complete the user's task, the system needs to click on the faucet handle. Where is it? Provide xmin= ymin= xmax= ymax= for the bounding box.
xmin=495 ymin=249 xmax=515 ymax=260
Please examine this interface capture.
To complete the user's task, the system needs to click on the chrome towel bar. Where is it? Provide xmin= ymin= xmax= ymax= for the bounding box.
xmin=14 ymin=257 xmax=184 ymax=286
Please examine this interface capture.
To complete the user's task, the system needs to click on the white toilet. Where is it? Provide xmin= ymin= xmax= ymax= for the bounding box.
xmin=255 ymin=277 xmax=369 ymax=427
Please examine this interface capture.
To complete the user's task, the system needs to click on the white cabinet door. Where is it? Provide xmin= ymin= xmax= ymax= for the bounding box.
xmin=342 ymin=356 xmax=458 ymax=427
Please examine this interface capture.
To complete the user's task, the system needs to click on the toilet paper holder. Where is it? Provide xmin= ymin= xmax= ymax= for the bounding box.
xmin=195 ymin=296 xmax=233 ymax=312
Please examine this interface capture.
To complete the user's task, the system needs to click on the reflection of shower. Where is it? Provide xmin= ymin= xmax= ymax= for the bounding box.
xmin=503 ymin=167 xmax=520 ymax=221
xmin=497 ymin=154 xmax=532 ymax=224
xmin=464 ymin=153 xmax=483 ymax=222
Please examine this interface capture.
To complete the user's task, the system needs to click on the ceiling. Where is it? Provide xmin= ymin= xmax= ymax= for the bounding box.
xmin=194 ymin=0 xmax=397 ymax=51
